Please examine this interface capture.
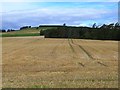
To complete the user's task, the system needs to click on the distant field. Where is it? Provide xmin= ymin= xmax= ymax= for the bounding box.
xmin=1 ymin=27 xmax=57 ymax=37
xmin=2 ymin=37 xmax=118 ymax=88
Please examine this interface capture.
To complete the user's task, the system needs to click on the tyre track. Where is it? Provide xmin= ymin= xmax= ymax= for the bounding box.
xmin=75 ymin=39 xmax=108 ymax=67
xmin=71 ymin=39 xmax=94 ymax=60
xmin=68 ymin=39 xmax=76 ymax=54
xmin=97 ymin=61 xmax=108 ymax=67
xmin=68 ymin=39 xmax=85 ymax=67
xmin=49 ymin=40 xmax=65 ymax=58
xmin=68 ymin=39 xmax=108 ymax=67
xmin=78 ymin=45 xmax=94 ymax=60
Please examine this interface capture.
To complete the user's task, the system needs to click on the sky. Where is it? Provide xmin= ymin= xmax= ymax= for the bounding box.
xmin=0 ymin=1 xmax=118 ymax=30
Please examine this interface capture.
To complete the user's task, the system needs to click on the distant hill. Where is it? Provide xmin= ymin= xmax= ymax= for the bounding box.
xmin=1 ymin=26 xmax=57 ymax=37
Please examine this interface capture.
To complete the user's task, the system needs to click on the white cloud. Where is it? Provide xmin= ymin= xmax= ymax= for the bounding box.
xmin=1 ymin=3 xmax=117 ymax=29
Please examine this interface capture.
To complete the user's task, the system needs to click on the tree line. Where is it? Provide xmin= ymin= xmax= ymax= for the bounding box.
xmin=20 ymin=26 xmax=31 ymax=30
xmin=0 ymin=29 xmax=15 ymax=32
xmin=0 ymin=26 xmax=32 ymax=32
xmin=40 ymin=23 xmax=120 ymax=40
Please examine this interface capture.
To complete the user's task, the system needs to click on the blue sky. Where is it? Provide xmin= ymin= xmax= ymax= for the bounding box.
xmin=1 ymin=2 xmax=118 ymax=30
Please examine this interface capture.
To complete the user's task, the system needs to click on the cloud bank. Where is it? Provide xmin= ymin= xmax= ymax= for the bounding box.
xmin=1 ymin=2 xmax=118 ymax=29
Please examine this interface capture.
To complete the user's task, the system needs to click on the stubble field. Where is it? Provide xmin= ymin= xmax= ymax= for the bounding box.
xmin=2 ymin=36 xmax=118 ymax=88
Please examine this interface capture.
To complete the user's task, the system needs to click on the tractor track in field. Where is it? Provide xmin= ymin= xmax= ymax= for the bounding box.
xmin=68 ymin=39 xmax=94 ymax=60
xmin=97 ymin=61 xmax=108 ymax=67
xmin=68 ymin=39 xmax=108 ymax=67
xmin=50 ymin=40 xmax=65 ymax=58
xmin=68 ymin=39 xmax=76 ymax=54
xmin=68 ymin=39 xmax=85 ymax=67
xmin=75 ymin=39 xmax=108 ymax=67
xmin=71 ymin=39 xmax=94 ymax=60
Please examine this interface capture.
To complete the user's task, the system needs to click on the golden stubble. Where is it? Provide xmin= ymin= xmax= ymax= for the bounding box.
xmin=2 ymin=37 xmax=118 ymax=88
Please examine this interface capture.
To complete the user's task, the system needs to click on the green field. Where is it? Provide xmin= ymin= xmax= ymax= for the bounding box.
xmin=1 ymin=27 xmax=57 ymax=37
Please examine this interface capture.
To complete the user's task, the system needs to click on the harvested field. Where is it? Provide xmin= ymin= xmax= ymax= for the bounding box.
xmin=2 ymin=36 xmax=118 ymax=88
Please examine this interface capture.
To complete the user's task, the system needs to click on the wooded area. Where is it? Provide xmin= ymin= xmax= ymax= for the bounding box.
xmin=40 ymin=23 xmax=120 ymax=40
